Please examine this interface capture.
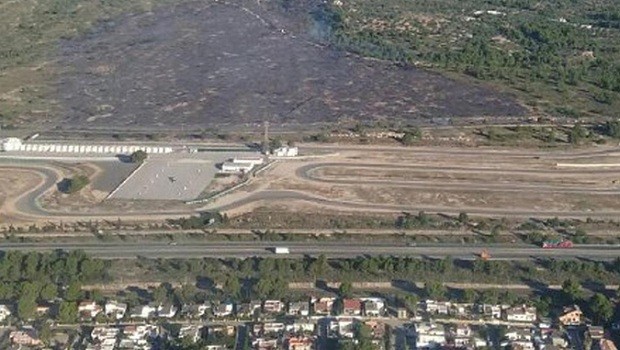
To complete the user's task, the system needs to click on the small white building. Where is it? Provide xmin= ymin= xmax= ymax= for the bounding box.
xmin=232 ymin=156 xmax=263 ymax=166
xmin=273 ymin=146 xmax=298 ymax=157
xmin=221 ymin=161 xmax=254 ymax=173
xmin=78 ymin=301 xmax=102 ymax=319
xmin=504 ymin=305 xmax=537 ymax=323
xmin=157 ymin=304 xmax=178 ymax=318
xmin=415 ymin=323 xmax=446 ymax=348
xmin=129 ymin=305 xmax=158 ymax=319
xmin=0 ymin=138 xmax=22 ymax=152
xmin=104 ymin=301 xmax=127 ymax=320
xmin=0 ymin=305 xmax=12 ymax=322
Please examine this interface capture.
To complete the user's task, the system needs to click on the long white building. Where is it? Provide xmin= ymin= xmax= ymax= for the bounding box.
xmin=0 ymin=138 xmax=172 ymax=154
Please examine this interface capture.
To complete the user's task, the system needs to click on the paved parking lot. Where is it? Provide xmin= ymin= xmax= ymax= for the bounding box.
xmin=109 ymin=151 xmax=259 ymax=201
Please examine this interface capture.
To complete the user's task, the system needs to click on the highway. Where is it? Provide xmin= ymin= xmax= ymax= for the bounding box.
xmin=0 ymin=241 xmax=619 ymax=260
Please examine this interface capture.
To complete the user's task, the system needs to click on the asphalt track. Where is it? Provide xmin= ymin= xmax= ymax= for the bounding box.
xmin=0 ymin=241 xmax=618 ymax=260
xmin=297 ymin=163 xmax=620 ymax=194
xmin=3 ymin=146 xmax=620 ymax=219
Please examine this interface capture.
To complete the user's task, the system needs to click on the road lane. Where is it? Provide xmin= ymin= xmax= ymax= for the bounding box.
xmin=0 ymin=241 xmax=618 ymax=260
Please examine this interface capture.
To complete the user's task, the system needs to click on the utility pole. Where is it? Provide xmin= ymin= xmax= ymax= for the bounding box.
xmin=262 ymin=120 xmax=269 ymax=154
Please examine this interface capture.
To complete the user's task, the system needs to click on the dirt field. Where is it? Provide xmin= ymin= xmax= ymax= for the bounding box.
xmin=55 ymin=0 xmax=526 ymax=131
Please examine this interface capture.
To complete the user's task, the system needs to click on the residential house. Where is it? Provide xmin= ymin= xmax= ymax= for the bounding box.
xmin=364 ymin=320 xmax=386 ymax=339
xmin=313 ymin=297 xmax=335 ymax=316
xmin=478 ymin=304 xmax=502 ymax=319
xmin=79 ymin=301 xmax=103 ymax=319
xmin=253 ymin=338 xmax=278 ymax=350
xmin=501 ymin=329 xmax=534 ymax=350
xmin=415 ymin=323 xmax=446 ymax=348
xmin=396 ymin=308 xmax=408 ymax=319
xmin=362 ymin=298 xmax=385 ymax=317
xmin=287 ymin=322 xmax=315 ymax=334
xmin=588 ymin=325 xmax=605 ymax=340
xmin=600 ymin=339 xmax=618 ymax=350
xmin=264 ymin=300 xmax=284 ymax=314
xmin=262 ymin=322 xmax=286 ymax=335
xmin=504 ymin=305 xmax=537 ymax=322
xmin=180 ymin=303 xmax=209 ymax=319
xmin=213 ymin=302 xmax=234 ymax=318
xmin=342 ymin=299 xmax=362 ymax=316
xmin=104 ymin=301 xmax=127 ymax=320
xmin=90 ymin=326 xmax=119 ymax=350
xmin=545 ymin=330 xmax=568 ymax=348
xmin=179 ymin=325 xmax=202 ymax=343
xmin=157 ymin=304 xmax=178 ymax=318
xmin=450 ymin=324 xmax=472 ymax=347
xmin=337 ymin=318 xmax=356 ymax=339
xmin=10 ymin=328 xmax=42 ymax=347
xmin=449 ymin=303 xmax=473 ymax=318
xmin=286 ymin=336 xmax=314 ymax=350
xmin=0 ymin=304 xmax=11 ymax=322
xmin=36 ymin=304 xmax=51 ymax=317
xmin=288 ymin=301 xmax=310 ymax=317
xmin=424 ymin=300 xmax=450 ymax=315
xmin=129 ymin=304 xmax=158 ymax=319
xmin=558 ymin=305 xmax=583 ymax=326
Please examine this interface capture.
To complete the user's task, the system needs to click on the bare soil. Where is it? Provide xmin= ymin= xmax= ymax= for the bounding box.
xmin=55 ymin=0 xmax=526 ymax=131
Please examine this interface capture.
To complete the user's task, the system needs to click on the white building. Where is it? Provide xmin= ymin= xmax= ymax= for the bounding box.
xmin=78 ymin=301 xmax=102 ymax=319
xmin=504 ymin=305 xmax=537 ymax=322
xmin=273 ymin=146 xmax=298 ymax=157
xmin=415 ymin=323 xmax=446 ymax=348
xmin=0 ymin=138 xmax=22 ymax=151
xmin=0 ymin=305 xmax=11 ymax=322
xmin=157 ymin=304 xmax=178 ymax=318
xmin=232 ymin=156 xmax=264 ymax=166
xmin=129 ymin=305 xmax=158 ymax=319
xmin=104 ymin=301 xmax=127 ymax=320
xmin=221 ymin=161 xmax=254 ymax=173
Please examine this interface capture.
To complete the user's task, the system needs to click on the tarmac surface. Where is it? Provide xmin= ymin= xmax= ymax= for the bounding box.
xmin=108 ymin=151 xmax=260 ymax=201
xmin=0 ymin=241 xmax=618 ymax=260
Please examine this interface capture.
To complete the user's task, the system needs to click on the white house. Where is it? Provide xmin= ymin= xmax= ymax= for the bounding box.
xmin=0 ymin=305 xmax=12 ymax=322
xmin=505 ymin=305 xmax=537 ymax=322
xmin=129 ymin=305 xmax=158 ymax=319
xmin=0 ymin=138 xmax=22 ymax=152
xmin=157 ymin=304 xmax=178 ymax=318
xmin=78 ymin=301 xmax=102 ymax=319
xmin=104 ymin=301 xmax=127 ymax=320
xmin=288 ymin=301 xmax=309 ymax=316
xmin=273 ymin=146 xmax=298 ymax=157
xmin=212 ymin=302 xmax=234 ymax=317
xmin=416 ymin=323 xmax=446 ymax=348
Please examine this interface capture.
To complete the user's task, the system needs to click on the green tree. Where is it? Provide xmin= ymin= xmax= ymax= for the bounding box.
xmin=590 ymin=293 xmax=614 ymax=324
xmin=562 ymin=278 xmax=583 ymax=302
xmin=64 ymin=175 xmax=90 ymax=194
xmin=424 ymin=281 xmax=447 ymax=300
xmin=401 ymin=128 xmax=422 ymax=145
xmin=569 ymin=123 xmax=587 ymax=144
xmin=39 ymin=283 xmax=58 ymax=301
xmin=17 ymin=293 xmax=37 ymax=320
xmin=65 ymin=281 xmax=82 ymax=302
xmin=605 ymin=120 xmax=620 ymax=139
xmin=222 ymin=275 xmax=241 ymax=300
xmin=129 ymin=150 xmax=148 ymax=164
xmin=338 ymin=281 xmax=353 ymax=298
xmin=57 ymin=301 xmax=77 ymax=324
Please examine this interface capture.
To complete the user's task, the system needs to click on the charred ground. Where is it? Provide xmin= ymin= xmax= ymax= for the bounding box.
xmin=55 ymin=0 xmax=526 ymax=131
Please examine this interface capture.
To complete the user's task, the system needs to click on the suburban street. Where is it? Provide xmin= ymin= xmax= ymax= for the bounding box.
xmin=0 ymin=241 xmax=618 ymax=260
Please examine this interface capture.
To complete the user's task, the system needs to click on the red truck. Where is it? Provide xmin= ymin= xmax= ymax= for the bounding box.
xmin=542 ymin=239 xmax=574 ymax=248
